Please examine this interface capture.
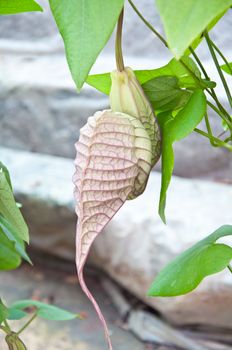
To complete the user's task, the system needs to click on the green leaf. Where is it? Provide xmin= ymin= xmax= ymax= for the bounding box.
xmin=0 ymin=228 xmax=21 ymax=270
xmin=159 ymin=90 xmax=206 ymax=222
xmin=0 ymin=162 xmax=12 ymax=190
xmin=0 ymin=0 xmax=42 ymax=14
xmin=142 ymin=75 xmax=191 ymax=112
xmin=156 ymin=0 xmax=232 ymax=59
xmin=0 ymin=299 xmax=9 ymax=324
xmin=0 ymin=215 xmax=31 ymax=264
xmin=0 ymin=170 xmax=29 ymax=243
xmin=49 ymin=0 xmax=124 ymax=91
xmin=7 ymin=308 xmax=27 ymax=320
xmin=148 ymin=225 xmax=232 ymax=297
xmin=221 ymin=62 xmax=232 ymax=75
xmin=10 ymin=300 xmax=80 ymax=321
xmin=87 ymin=56 xmax=206 ymax=94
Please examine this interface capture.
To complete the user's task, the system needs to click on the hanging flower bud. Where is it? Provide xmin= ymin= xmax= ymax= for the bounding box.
xmin=73 ymin=67 xmax=161 ymax=350
xmin=110 ymin=67 xmax=161 ymax=168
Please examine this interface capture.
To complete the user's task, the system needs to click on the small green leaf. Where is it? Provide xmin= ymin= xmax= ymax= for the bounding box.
xmin=8 ymin=308 xmax=27 ymax=320
xmin=0 ymin=170 xmax=29 ymax=243
xmin=142 ymin=75 xmax=191 ymax=112
xmin=0 ymin=299 xmax=9 ymax=324
xmin=86 ymin=56 xmax=207 ymax=94
xmin=0 ymin=215 xmax=31 ymax=264
xmin=221 ymin=62 xmax=232 ymax=75
xmin=10 ymin=300 xmax=80 ymax=321
xmin=156 ymin=0 xmax=232 ymax=58
xmin=0 ymin=0 xmax=42 ymax=14
xmin=0 ymin=228 xmax=21 ymax=270
xmin=148 ymin=225 xmax=232 ymax=297
xmin=49 ymin=0 xmax=124 ymax=90
xmin=159 ymin=90 xmax=206 ymax=222
xmin=0 ymin=162 xmax=12 ymax=190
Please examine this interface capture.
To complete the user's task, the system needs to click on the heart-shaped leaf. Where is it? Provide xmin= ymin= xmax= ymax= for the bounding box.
xmin=0 ymin=0 xmax=42 ymax=14
xmin=156 ymin=0 xmax=232 ymax=58
xmin=142 ymin=75 xmax=191 ymax=112
xmin=159 ymin=90 xmax=206 ymax=223
xmin=49 ymin=0 xmax=124 ymax=90
xmin=148 ymin=225 xmax=232 ymax=296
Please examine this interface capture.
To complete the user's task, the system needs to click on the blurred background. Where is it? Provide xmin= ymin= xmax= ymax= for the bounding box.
xmin=0 ymin=0 xmax=232 ymax=349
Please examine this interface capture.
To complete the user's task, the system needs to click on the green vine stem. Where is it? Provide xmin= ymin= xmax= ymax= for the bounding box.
xmin=128 ymin=0 xmax=167 ymax=47
xmin=207 ymin=100 xmax=232 ymax=129
xmin=211 ymin=40 xmax=232 ymax=76
xmin=204 ymin=111 xmax=216 ymax=147
xmin=194 ymin=128 xmax=232 ymax=151
xmin=228 ymin=265 xmax=232 ymax=274
xmin=204 ymin=30 xmax=232 ymax=111
xmin=0 ymin=325 xmax=10 ymax=334
xmin=17 ymin=314 xmax=37 ymax=335
xmin=115 ymin=8 xmax=125 ymax=72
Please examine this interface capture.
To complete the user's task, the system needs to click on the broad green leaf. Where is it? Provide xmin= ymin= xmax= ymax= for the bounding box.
xmin=49 ymin=0 xmax=124 ymax=90
xmin=0 ymin=0 xmax=42 ymax=14
xmin=10 ymin=300 xmax=80 ymax=321
xmin=221 ymin=62 xmax=232 ymax=75
xmin=156 ymin=0 xmax=232 ymax=59
xmin=0 ymin=170 xmax=29 ymax=243
xmin=0 ymin=162 xmax=12 ymax=190
xmin=142 ymin=75 xmax=191 ymax=112
xmin=86 ymin=56 xmax=211 ymax=94
xmin=159 ymin=90 xmax=206 ymax=222
xmin=148 ymin=225 xmax=232 ymax=297
xmin=0 ymin=299 xmax=9 ymax=324
xmin=0 ymin=228 xmax=21 ymax=270
xmin=0 ymin=215 xmax=31 ymax=263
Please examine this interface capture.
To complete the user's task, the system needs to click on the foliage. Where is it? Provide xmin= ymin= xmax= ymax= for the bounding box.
xmin=148 ymin=225 xmax=232 ymax=296
xmin=156 ymin=0 xmax=232 ymax=58
xmin=0 ymin=0 xmax=42 ymax=14
xmin=49 ymin=0 xmax=124 ymax=90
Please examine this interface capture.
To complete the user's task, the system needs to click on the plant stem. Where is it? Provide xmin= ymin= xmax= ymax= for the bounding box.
xmin=115 ymin=8 xmax=125 ymax=71
xmin=207 ymin=100 xmax=232 ymax=128
xmin=0 ymin=325 xmax=10 ymax=334
xmin=211 ymin=41 xmax=232 ymax=75
xmin=4 ymin=320 xmax=11 ymax=331
xmin=128 ymin=0 xmax=168 ymax=47
xmin=17 ymin=314 xmax=37 ymax=335
xmin=227 ymin=265 xmax=232 ymax=274
xmin=189 ymin=47 xmax=209 ymax=80
xmin=204 ymin=30 xmax=232 ymax=110
xmin=194 ymin=128 xmax=232 ymax=151
xmin=204 ymin=112 xmax=216 ymax=146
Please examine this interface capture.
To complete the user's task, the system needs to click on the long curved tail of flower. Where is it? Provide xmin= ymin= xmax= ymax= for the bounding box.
xmin=77 ymin=268 xmax=113 ymax=350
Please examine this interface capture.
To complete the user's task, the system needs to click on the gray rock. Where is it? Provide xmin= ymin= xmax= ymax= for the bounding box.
xmin=128 ymin=310 xmax=208 ymax=350
xmin=1 ymin=146 xmax=232 ymax=330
